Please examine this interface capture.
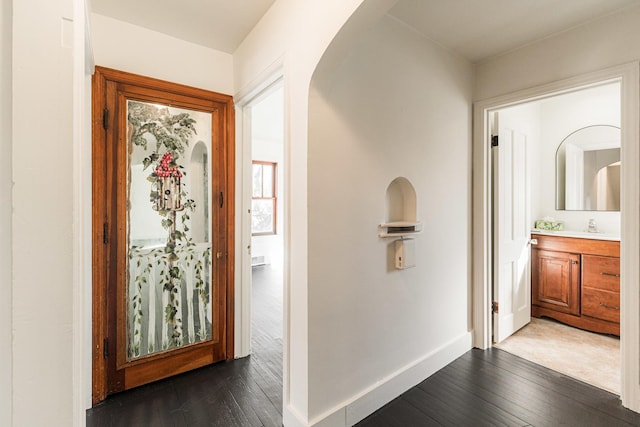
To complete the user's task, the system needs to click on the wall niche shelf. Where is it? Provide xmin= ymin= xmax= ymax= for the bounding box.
xmin=378 ymin=221 xmax=423 ymax=238
xmin=379 ymin=177 xmax=421 ymax=238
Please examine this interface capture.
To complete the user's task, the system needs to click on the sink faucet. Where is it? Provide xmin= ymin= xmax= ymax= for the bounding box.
xmin=587 ymin=218 xmax=598 ymax=233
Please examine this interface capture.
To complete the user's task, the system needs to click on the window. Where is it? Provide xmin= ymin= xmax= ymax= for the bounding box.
xmin=252 ymin=161 xmax=277 ymax=235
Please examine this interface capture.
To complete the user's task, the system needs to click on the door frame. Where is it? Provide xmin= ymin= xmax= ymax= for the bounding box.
xmin=233 ymin=64 xmax=285 ymax=359
xmin=91 ymin=66 xmax=236 ymax=404
xmin=472 ymin=62 xmax=640 ymax=411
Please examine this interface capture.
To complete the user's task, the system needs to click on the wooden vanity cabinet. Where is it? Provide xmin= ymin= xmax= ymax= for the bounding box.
xmin=531 ymin=249 xmax=580 ymax=316
xmin=531 ymin=233 xmax=620 ymax=336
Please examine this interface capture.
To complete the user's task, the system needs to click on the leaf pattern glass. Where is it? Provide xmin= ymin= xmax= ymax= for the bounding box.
xmin=126 ymin=100 xmax=213 ymax=360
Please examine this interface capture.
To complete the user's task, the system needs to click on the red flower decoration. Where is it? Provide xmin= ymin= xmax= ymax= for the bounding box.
xmin=154 ymin=153 xmax=182 ymax=178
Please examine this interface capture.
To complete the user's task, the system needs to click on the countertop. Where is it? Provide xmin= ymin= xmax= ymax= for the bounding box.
xmin=531 ymin=229 xmax=620 ymax=241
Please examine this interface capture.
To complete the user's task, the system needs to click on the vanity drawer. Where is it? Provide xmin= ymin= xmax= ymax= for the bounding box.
xmin=582 ymin=288 xmax=620 ymax=323
xmin=582 ymin=255 xmax=620 ymax=292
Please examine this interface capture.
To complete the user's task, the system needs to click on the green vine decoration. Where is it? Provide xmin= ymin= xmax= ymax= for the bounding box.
xmin=127 ymin=101 xmax=208 ymax=353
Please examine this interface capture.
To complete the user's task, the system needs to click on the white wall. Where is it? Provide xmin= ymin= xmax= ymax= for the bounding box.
xmin=91 ymin=13 xmax=234 ymax=94
xmin=0 ymin=0 xmax=12 ymax=424
xmin=12 ymin=0 xmax=76 ymax=424
xmin=307 ymin=14 xmax=473 ymax=422
xmin=536 ymin=83 xmax=621 ymax=233
xmin=235 ymin=1 xmax=398 ymax=423
xmin=475 ymin=4 xmax=640 ymax=101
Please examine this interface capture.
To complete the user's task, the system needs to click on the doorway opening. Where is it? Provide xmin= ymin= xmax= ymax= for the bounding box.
xmin=490 ymin=82 xmax=622 ymax=394
xmin=248 ymin=85 xmax=285 ymax=369
xmin=473 ymin=63 xmax=640 ymax=412
xmin=235 ymin=77 xmax=286 ymax=408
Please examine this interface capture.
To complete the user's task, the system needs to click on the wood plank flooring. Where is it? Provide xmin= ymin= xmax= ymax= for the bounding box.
xmin=86 ymin=265 xmax=283 ymax=427
xmin=88 ymin=265 xmax=640 ymax=426
xmin=357 ymin=348 xmax=640 ymax=427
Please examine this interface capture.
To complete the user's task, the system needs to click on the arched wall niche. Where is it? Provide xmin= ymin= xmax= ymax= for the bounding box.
xmin=385 ymin=176 xmax=416 ymax=223
xmin=379 ymin=177 xmax=422 ymax=237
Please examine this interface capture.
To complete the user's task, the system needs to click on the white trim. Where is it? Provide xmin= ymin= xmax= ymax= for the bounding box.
xmin=233 ymin=101 xmax=254 ymax=359
xmin=73 ymin=0 xmax=93 ymax=425
xmin=620 ymin=62 xmax=640 ymax=412
xmin=235 ymin=58 xmax=284 ymax=107
xmin=234 ymin=67 xmax=285 ymax=360
xmin=472 ymin=62 xmax=640 ymax=412
xmin=303 ymin=333 xmax=472 ymax=427
xmin=234 ymin=61 xmax=284 ymax=358
xmin=283 ymin=404 xmax=309 ymax=427
xmin=0 ymin=0 xmax=12 ymax=424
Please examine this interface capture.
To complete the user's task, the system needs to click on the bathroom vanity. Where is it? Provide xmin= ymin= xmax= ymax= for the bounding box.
xmin=531 ymin=231 xmax=620 ymax=336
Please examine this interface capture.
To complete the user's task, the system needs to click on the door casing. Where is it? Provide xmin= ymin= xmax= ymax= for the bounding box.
xmin=472 ymin=62 xmax=640 ymax=411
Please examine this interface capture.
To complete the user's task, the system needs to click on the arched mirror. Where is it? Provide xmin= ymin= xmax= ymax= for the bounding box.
xmin=556 ymin=125 xmax=620 ymax=211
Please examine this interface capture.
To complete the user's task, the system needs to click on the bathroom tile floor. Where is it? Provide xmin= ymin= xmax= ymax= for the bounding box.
xmin=495 ymin=317 xmax=620 ymax=394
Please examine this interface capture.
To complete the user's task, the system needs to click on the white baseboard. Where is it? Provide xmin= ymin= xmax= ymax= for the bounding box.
xmin=284 ymin=403 xmax=309 ymax=427
xmin=300 ymin=331 xmax=472 ymax=427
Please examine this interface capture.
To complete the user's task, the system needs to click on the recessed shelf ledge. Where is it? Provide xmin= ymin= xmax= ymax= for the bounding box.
xmin=379 ymin=221 xmax=423 ymax=238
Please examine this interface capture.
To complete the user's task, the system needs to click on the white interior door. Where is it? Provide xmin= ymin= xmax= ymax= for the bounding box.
xmin=493 ymin=110 xmax=531 ymax=344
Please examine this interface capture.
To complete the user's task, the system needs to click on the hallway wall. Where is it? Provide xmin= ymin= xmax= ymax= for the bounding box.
xmin=308 ymin=13 xmax=473 ymax=422
xmin=234 ymin=2 xmax=399 ymax=424
xmin=0 ymin=0 xmax=12 ymax=425
xmin=474 ymin=4 xmax=640 ymax=100
xmin=91 ymin=13 xmax=234 ymax=94
xmin=10 ymin=0 xmax=77 ymax=424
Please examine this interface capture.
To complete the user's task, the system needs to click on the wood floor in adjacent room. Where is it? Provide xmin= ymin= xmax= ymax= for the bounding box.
xmin=87 ymin=267 xmax=640 ymax=426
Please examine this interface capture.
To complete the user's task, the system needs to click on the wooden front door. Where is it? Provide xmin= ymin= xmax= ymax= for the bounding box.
xmin=92 ymin=67 xmax=235 ymax=403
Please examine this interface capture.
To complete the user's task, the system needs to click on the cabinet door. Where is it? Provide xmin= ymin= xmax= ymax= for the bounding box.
xmin=532 ymin=248 xmax=580 ymax=315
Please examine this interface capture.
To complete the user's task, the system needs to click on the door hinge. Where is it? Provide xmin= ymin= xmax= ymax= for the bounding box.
xmin=219 ymin=191 xmax=224 ymax=208
xmin=491 ymin=301 xmax=499 ymax=314
xmin=103 ymin=108 xmax=109 ymax=130
xmin=491 ymin=135 xmax=499 ymax=147
xmin=103 ymin=338 xmax=108 ymax=359
xmin=103 ymin=222 xmax=108 ymax=244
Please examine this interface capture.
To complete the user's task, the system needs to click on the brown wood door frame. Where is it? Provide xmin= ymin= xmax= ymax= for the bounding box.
xmin=91 ymin=66 xmax=235 ymax=404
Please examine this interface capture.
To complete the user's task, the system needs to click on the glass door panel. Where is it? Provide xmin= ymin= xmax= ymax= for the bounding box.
xmin=126 ymin=100 xmax=213 ymax=360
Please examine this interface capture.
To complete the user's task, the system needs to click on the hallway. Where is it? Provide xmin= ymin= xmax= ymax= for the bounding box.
xmin=86 ymin=266 xmax=640 ymax=426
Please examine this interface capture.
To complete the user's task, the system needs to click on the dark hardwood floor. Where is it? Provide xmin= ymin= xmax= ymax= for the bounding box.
xmin=357 ymin=348 xmax=640 ymax=427
xmin=87 ymin=265 xmax=283 ymax=427
xmin=88 ymin=266 xmax=640 ymax=426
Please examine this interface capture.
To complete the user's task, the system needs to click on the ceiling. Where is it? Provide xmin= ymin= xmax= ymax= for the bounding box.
xmin=90 ymin=0 xmax=640 ymax=62
xmin=388 ymin=0 xmax=640 ymax=63
xmin=90 ymin=0 xmax=276 ymax=54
